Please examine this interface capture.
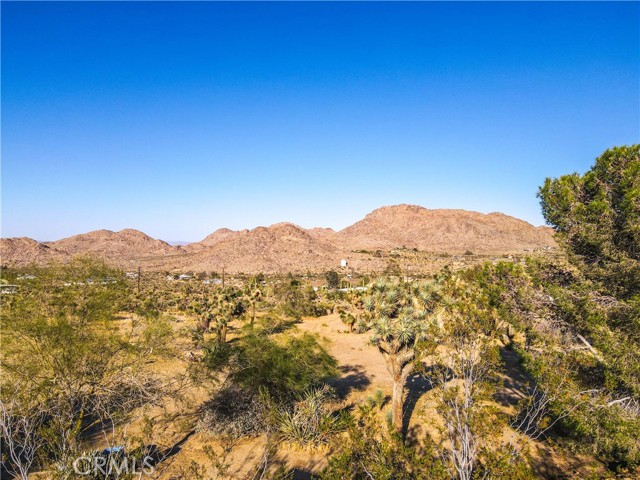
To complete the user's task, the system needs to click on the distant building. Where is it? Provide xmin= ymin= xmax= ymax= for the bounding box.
xmin=203 ymin=278 xmax=223 ymax=285
xmin=340 ymin=259 xmax=348 ymax=268
xmin=125 ymin=272 xmax=139 ymax=279
xmin=337 ymin=286 xmax=367 ymax=293
xmin=178 ymin=274 xmax=192 ymax=280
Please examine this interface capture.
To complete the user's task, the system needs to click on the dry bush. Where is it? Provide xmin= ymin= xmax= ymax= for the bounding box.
xmin=197 ymin=385 xmax=265 ymax=438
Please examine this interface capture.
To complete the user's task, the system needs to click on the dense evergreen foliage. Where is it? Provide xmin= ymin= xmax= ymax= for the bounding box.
xmin=539 ymin=145 xmax=640 ymax=299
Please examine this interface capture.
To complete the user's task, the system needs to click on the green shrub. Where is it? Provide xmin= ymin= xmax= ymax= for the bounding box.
xmin=321 ymin=405 xmax=446 ymax=480
xmin=325 ymin=270 xmax=340 ymax=289
xmin=231 ymin=332 xmax=338 ymax=401
xmin=204 ymin=331 xmax=338 ymax=403
xmin=275 ymin=279 xmax=325 ymax=319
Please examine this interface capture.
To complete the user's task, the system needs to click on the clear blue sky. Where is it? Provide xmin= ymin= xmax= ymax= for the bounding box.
xmin=2 ymin=2 xmax=639 ymax=242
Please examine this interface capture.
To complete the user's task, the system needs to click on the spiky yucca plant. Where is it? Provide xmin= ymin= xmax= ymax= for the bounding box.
xmin=276 ymin=385 xmax=343 ymax=449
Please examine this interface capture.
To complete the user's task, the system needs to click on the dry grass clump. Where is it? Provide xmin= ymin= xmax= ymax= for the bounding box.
xmin=197 ymin=386 xmax=265 ymax=438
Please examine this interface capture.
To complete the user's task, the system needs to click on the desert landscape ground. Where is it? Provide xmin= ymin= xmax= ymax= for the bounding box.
xmin=2 ymin=151 xmax=639 ymax=480
xmin=2 ymin=2 xmax=638 ymax=479
xmin=62 ymin=310 xmax=601 ymax=479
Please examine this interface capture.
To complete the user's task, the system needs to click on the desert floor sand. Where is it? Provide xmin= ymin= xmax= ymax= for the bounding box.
xmin=75 ymin=313 xmax=602 ymax=479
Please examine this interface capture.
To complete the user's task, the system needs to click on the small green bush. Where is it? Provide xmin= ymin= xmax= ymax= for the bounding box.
xmin=204 ymin=331 xmax=338 ymax=403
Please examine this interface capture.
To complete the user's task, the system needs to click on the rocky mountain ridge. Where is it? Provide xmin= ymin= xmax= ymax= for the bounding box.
xmin=1 ymin=205 xmax=556 ymax=272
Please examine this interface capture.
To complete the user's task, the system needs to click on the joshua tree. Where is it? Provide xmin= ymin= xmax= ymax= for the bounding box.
xmin=362 ymin=279 xmax=441 ymax=435
xmin=245 ymin=280 xmax=263 ymax=328
xmin=211 ymin=288 xmax=245 ymax=344
xmin=339 ymin=311 xmax=357 ymax=332
xmin=338 ymin=288 xmax=364 ymax=332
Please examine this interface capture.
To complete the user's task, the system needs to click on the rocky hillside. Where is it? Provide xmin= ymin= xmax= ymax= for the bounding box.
xmin=182 ymin=223 xmax=339 ymax=274
xmin=0 ymin=237 xmax=69 ymax=267
xmin=1 ymin=205 xmax=557 ymax=272
xmin=337 ymin=205 xmax=555 ymax=253
xmin=46 ymin=229 xmax=183 ymax=259
xmin=185 ymin=228 xmax=248 ymax=252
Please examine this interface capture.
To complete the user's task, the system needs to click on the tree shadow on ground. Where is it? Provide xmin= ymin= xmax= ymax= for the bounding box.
xmin=265 ymin=455 xmax=325 ymax=480
xmin=402 ymin=369 xmax=438 ymax=439
xmin=330 ymin=364 xmax=371 ymax=399
xmin=156 ymin=430 xmax=195 ymax=462
xmin=494 ymin=347 xmax=535 ymax=408
xmin=135 ymin=430 xmax=196 ymax=469
xmin=530 ymin=455 xmax=575 ymax=480
xmin=291 ymin=468 xmax=313 ymax=479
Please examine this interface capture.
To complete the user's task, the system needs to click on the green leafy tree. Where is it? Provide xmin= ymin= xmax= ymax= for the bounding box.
xmin=538 ymin=145 xmax=640 ymax=298
xmin=325 ymin=270 xmax=340 ymax=289
xmin=462 ymin=256 xmax=640 ymax=472
xmin=0 ymin=259 xmax=173 ymax=475
xmin=535 ymin=147 xmax=640 ymax=472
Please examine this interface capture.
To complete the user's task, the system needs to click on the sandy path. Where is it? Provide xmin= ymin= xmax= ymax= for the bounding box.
xmin=297 ymin=314 xmax=392 ymax=395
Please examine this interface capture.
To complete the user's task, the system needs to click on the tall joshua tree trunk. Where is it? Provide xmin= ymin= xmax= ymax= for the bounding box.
xmin=217 ymin=322 xmax=228 ymax=344
xmin=391 ymin=367 xmax=404 ymax=433
xmin=381 ymin=343 xmax=416 ymax=434
xmin=251 ymin=301 xmax=256 ymax=328
xmin=200 ymin=313 xmax=212 ymax=332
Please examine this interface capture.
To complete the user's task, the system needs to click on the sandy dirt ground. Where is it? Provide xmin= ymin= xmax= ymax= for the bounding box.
xmin=78 ymin=313 xmax=604 ymax=480
xmin=140 ymin=314 xmax=394 ymax=479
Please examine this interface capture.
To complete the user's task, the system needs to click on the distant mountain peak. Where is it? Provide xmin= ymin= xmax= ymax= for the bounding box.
xmin=369 ymin=204 xmax=430 ymax=215
xmin=1 ymin=204 xmax=556 ymax=271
